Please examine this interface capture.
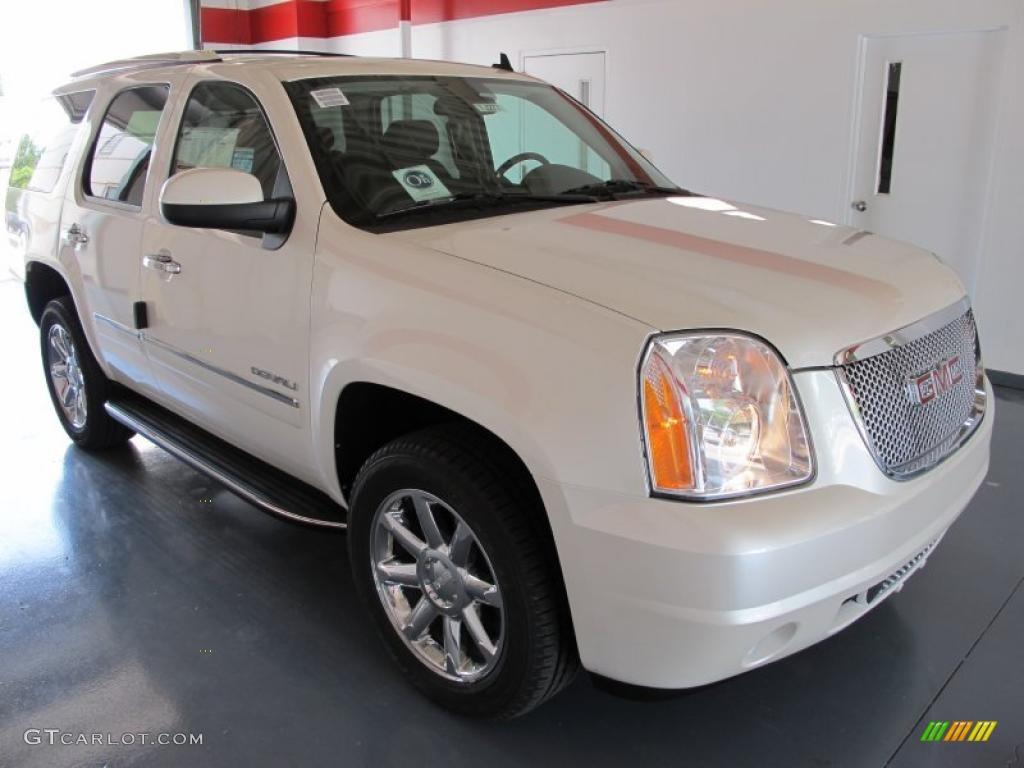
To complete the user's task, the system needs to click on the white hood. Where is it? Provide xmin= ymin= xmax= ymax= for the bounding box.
xmin=390 ymin=196 xmax=967 ymax=369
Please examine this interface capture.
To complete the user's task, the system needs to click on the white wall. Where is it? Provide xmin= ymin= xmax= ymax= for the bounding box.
xmin=0 ymin=0 xmax=192 ymax=103
xmin=250 ymin=0 xmax=1024 ymax=375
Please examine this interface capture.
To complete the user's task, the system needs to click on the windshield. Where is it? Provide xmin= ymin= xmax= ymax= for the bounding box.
xmin=284 ymin=74 xmax=680 ymax=231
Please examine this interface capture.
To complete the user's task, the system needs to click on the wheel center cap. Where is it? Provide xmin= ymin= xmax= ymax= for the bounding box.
xmin=419 ymin=551 xmax=463 ymax=612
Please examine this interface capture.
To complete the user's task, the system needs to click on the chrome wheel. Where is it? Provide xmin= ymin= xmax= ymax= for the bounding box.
xmin=47 ymin=323 xmax=87 ymax=430
xmin=370 ymin=489 xmax=505 ymax=683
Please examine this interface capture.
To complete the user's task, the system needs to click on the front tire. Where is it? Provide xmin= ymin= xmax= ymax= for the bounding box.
xmin=40 ymin=297 xmax=134 ymax=449
xmin=349 ymin=426 xmax=578 ymax=718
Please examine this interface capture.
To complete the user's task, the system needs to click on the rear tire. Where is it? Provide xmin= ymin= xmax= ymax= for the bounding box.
xmin=349 ymin=425 xmax=578 ymax=718
xmin=40 ymin=297 xmax=134 ymax=449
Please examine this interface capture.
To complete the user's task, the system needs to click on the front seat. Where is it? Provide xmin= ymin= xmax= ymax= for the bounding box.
xmin=380 ymin=119 xmax=456 ymax=188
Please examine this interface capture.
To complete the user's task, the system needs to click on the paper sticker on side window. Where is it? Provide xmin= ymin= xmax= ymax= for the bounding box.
xmin=177 ymin=127 xmax=239 ymax=168
xmin=231 ymin=147 xmax=255 ymax=174
xmin=125 ymin=110 xmax=163 ymax=142
xmin=311 ymin=88 xmax=350 ymax=108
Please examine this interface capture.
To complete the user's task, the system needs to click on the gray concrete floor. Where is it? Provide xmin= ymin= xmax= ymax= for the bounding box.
xmin=0 ymin=273 xmax=1022 ymax=768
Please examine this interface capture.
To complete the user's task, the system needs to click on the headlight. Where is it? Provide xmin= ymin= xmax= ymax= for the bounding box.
xmin=639 ymin=332 xmax=814 ymax=500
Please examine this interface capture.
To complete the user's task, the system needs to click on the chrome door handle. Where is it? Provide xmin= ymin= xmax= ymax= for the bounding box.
xmin=851 ymin=200 xmax=868 ymax=212
xmin=62 ymin=223 xmax=89 ymax=247
xmin=142 ymin=252 xmax=182 ymax=275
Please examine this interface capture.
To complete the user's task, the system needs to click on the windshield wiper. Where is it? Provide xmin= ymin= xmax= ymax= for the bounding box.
xmin=377 ymin=190 xmax=600 ymax=220
xmin=560 ymin=179 xmax=690 ymax=199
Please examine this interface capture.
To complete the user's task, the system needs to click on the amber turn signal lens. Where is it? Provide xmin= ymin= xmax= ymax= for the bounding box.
xmin=640 ymin=333 xmax=813 ymax=499
xmin=642 ymin=354 xmax=693 ymax=491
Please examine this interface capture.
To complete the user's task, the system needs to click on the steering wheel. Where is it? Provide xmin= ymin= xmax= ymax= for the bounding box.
xmin=496 ymin=152 xmax=550 ymax=180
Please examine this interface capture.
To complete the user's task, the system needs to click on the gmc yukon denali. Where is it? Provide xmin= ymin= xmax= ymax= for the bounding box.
xmin=12 ymin=50 xmax=992 ymax=718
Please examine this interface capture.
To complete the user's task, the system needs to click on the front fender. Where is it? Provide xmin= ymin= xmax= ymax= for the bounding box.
xmin=308 ymin=210 xmax=655 ymax=507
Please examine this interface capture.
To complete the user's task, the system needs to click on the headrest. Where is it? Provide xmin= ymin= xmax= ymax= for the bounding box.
xmin=313 ymin=125 xmax=335 ymax=151
xmin=381 ymin=119 xmax=440 ymax=164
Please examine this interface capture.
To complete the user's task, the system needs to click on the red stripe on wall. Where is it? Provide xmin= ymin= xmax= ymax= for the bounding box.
xmin=324 ymin=1 xmax=397 ymax=38
xmin=416 ymin=0 xmax=602 ymax=25
xmin=201 ymin=0 xmax=604 ymax=44
xmin=201 ymin=6 xmax=253 ymax=44
xmin=251 ymin=0 xmax=305 ymax=40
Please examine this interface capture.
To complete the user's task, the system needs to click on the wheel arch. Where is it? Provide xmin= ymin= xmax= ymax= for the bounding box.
xmin=334 ymin=382 xmax=551 ymax=517
xmin=25 ymin=260 xmax=73 ymax=325
xmin=332 ymin=379 xmax=577 ymax=640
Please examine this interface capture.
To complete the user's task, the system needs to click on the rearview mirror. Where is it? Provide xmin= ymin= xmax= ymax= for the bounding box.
xmin=160 ymin=167 xmax=294 ymax=235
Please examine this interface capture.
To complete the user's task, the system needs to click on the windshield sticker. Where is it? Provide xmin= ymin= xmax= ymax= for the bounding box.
xmin=311 ymin=87 xmax=350 ymax=108
xmin=392 ymin=165 xmax=452 ymax=203
xmin=473 ymin=102 xmax=503 ymax=115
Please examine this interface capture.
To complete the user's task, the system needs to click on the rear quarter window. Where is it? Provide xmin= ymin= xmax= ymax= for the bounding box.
xmin=8 ymin=92 xmax=93 ymax=195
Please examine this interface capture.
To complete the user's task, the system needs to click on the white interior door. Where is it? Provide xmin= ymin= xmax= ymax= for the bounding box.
xmin=849 ymin=30 xmax=1005 ymax=294
xmin=523 ymin=51 xmax=606 ymax=115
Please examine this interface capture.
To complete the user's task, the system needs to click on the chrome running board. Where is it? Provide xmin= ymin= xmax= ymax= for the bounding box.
xmin=105 ymin=393 xmax=346 ymax=530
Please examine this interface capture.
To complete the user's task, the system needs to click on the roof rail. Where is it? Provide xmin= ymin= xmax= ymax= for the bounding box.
xmin=71 ymin=50 xmax=221 ymax=79
xmin=212 ymin=48 xmax=355 ymax=58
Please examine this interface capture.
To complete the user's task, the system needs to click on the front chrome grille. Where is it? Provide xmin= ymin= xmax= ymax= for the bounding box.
xmin=835 ymin=300 xmax=986 ymax=479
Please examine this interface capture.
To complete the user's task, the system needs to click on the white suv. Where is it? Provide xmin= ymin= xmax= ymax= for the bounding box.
xmin=14 ymin=50 xmax=992 ymax=718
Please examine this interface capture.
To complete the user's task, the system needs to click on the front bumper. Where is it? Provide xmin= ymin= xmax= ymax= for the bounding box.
xmin=541 ymin=372 xmax=993 ymax=689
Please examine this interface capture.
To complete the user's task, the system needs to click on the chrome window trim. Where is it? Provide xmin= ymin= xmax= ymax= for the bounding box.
xmin=80 ymin=196 xmax=146 ymax=213
xmin=832 ymin=299 xmax=986 ymax=481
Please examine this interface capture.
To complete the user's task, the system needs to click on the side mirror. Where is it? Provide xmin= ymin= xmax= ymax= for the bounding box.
xmin=160 ymin=167 xmax=294 ymax=235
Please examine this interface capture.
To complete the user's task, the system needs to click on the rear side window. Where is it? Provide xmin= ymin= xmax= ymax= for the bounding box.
xmin=8 ymin=92 xmax=94 ymax=194
xmin=170 ymin=81 xmax=282 ymax=199
xmin=86 ymin=85 xmax=169 ymax=206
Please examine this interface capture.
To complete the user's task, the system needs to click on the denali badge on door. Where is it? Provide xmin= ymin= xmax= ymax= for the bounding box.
xmin=906 ymin=355 xmax=964 ymax=405
xmin=251 ymin=366 xmax=298 ymax=391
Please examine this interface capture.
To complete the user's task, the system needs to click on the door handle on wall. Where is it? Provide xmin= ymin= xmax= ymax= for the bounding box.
xmin=142 ymin=252 xmax=182 ymax=275
xmin=62 ymin=223 xmax=89 ymax=247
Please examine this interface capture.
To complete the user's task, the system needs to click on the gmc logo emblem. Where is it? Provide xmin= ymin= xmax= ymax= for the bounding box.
xmin=906 ymin=355 xmax=964 ymax=405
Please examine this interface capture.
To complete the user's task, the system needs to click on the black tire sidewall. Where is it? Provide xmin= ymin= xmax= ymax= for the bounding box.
xmin=350 ymin=450 xmax=540 ymax=717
